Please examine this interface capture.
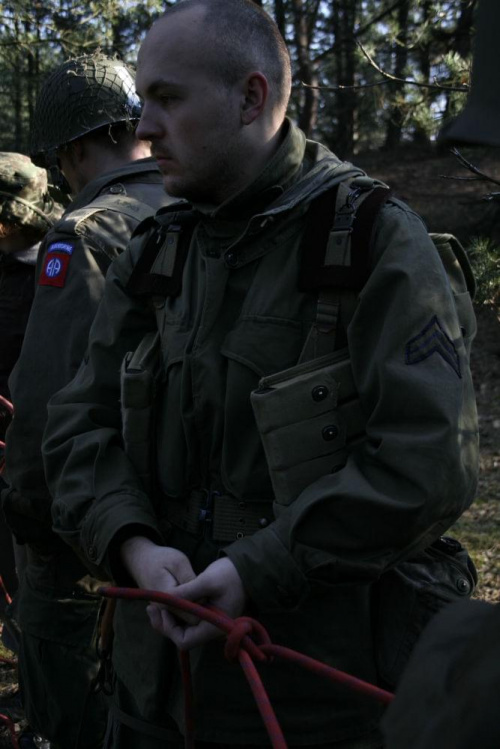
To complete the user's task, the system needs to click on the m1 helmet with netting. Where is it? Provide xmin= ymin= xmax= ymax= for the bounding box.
xmin=0 ymin=152 xmax=63 ymax=234
xmin=30 ymin=54 xmax=142 ymax=166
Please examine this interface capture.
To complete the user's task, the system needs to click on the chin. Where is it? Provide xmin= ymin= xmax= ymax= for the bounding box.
xmin=162 ymin=176 xmax=189 ymax=199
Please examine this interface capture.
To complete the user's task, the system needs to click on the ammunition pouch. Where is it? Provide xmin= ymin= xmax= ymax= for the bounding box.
xmin=375 ymin=536 xmax=478 ymax=689
xmin=250 ymin=348 xmax=365 ymax=511
xmin=120 ymin=331 xmax=163 ymax=494
xmin=251 ymin=350 xmax=477 ymax=692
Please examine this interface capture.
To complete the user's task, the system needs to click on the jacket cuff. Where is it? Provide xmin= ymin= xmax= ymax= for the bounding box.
xmin=224 ymin=522 xmax=310 ymax=612
xmin=53 ymin=489 xmax=162 ymax=580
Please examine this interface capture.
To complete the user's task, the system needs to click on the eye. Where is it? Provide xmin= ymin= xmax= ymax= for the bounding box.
xmin=158 ymin=94 xmax=178 ymax=107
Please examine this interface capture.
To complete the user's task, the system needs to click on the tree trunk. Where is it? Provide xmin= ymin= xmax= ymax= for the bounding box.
xmin=413 ymin=0 xmax=432 ymax=145
xmin=333 ymin=0 xmax=358 ymax=157
xmin=291 ymin=0 xmax=319 ymax=136
xmin=384 ymin=0 xmax=410 ymax=149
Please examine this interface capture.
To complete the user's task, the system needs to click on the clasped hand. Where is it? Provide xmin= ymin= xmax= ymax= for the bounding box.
xmin=121 ymin=536 xmax=246 ymax=650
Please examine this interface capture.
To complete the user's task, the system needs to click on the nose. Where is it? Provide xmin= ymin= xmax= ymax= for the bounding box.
xmin=136 ymin=101 xmax=163 ymax=142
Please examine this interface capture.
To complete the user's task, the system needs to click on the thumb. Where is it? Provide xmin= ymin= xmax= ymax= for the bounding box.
xmin=172 ymin=575 xmax=211 ymax=603
xmin=168 ymin=553 xmax=196 ymax=585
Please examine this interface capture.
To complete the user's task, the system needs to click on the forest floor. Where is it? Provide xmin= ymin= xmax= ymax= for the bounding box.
xmin=1 ymin=143 xmax=500 ymax=746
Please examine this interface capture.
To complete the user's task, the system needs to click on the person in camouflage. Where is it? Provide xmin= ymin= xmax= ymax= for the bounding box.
xmin=0 ymin=152 xmax=61 ymax=425
xmin=1 ymin=55 xmax=173 ymax=748
xmin=0 ymin=152 xmax=62 ymax=621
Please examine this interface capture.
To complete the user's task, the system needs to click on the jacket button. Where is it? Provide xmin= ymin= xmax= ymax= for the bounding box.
xmin=88 ymin=546 xmax=97 ymax=561
xmin=312 ymin=385 xmax=328 ymax=402
xmin=456 ymin=577 xmax=471 ymax=594
xmin=259 ymin=517 xmax=269 ymax=528
xmin=322 ymin=425 xmax=339 ymax=441
xmin=225 ymin=251 xmax=238 ymax=268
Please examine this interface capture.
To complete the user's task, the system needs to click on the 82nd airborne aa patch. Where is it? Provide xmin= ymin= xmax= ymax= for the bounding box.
xmin=38 ymin=242 xmax=74 ymax=288
xmin=405 ymin=315 xmax=461 ymax=378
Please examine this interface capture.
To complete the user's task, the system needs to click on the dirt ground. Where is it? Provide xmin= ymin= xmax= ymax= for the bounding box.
xmin=1 ymin=144 xmax=500 ymax=746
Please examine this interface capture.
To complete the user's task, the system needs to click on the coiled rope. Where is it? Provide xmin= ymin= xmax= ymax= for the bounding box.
xmin=100 ymin=586 xmax=393 ymax=749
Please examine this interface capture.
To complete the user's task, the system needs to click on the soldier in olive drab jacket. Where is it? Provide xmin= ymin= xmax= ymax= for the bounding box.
xmin=0 ymin=152 xmax=62 ymax=628
xmin=1 ymin=55 xmax=173 ymax=748
xmin=43 ymin=3 xmax=478 ymax=748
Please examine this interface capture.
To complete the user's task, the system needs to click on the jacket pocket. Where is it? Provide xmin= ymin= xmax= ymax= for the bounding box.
xmin=251 ymin=348 xmax=365 ymax=510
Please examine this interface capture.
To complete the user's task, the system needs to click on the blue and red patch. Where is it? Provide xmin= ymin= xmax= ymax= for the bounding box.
xmin=39 ymin=242 xmax=74 ymax=288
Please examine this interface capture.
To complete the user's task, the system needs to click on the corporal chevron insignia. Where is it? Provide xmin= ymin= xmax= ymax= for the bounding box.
xmin=405 ymin=315 xmax=461 ymax=378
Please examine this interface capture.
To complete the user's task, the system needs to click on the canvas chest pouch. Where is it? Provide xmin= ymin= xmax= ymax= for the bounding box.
xmin=251 ymin=349 xmax=366 ymax=511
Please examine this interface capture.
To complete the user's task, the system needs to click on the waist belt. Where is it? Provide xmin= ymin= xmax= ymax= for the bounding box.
xmin=163 ymin=489 xmax=274 ymax=543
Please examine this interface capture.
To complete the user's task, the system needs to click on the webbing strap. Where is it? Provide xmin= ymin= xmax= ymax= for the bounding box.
xmin=300 ymin=182 xmax=390 ymax=293
xmin=110 ymin=703 xmax=182 ymax=743
xmin=127 ymin=208 xmax=197 ymax=298
xmin=299 ymin=179 xmax=391 ymax=362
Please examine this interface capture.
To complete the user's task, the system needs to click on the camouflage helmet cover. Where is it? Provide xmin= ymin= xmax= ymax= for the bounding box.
xmin=0 ymin=152 xmax=62 ymax=233
xmin=30 ymin=54 xmax=142 ymax=163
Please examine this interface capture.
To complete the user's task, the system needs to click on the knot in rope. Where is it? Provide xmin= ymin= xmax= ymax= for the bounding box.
xmin=224 ymin=616 xmax=272 ymax=664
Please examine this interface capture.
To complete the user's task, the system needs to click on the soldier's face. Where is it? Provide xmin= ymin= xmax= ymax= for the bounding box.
xmin=136 ymin=10 xmax=246 ymax=205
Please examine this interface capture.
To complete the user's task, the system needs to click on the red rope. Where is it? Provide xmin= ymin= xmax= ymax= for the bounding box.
xmin=0 ymin=575 xmax=12 ymax=606
xmin=0 ymin=713 xmax=19 ymax=749
xmin=100 ymin=586 xmax=393 ymax=748
xmin=0 ymin=396 xmax=13 ymax=414
xmin=0 ymin=395 xmax=13 ymax=474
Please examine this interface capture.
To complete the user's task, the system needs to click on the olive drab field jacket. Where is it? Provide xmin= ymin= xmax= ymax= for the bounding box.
xmin=43 ymin=121 xmax=479 ymax=744
xmin=2 ymin=158 xmax=173 ymax=547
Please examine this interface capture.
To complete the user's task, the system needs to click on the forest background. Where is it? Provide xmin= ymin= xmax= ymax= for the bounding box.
xmin=0 ymin=0 xmax=499 ymax=590
xmin=0 ymin=0 xmax=479 ymax=156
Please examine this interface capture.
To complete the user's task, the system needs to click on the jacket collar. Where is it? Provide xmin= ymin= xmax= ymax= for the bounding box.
xmin=66 ymin=157 xmax=160 ymax=213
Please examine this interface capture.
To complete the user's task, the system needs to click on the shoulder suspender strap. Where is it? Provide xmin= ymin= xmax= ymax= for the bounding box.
xmin=299 ymin=177 xmax=391 ymax=362
xmin=300 ymin=180 xmax=391 ymax=293
xmin=127 ymin=209 xmax=197 ymax=298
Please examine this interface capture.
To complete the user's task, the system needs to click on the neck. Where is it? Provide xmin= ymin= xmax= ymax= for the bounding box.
xmin=65 ymin=140 xmax=151 ymax=195
xmin=213 ymin=119 xmax=286 ymax=206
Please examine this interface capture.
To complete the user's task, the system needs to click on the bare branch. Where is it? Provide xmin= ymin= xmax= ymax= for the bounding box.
xmin=439 ymin=175 xmax=489 ymax=182
xmin=357 ymin=42 xmax=469 ymax=93
xmin=439 ymin=148 xmax=500 ymax=197
xmin=299 ymin=80 xmax=394 ymax=92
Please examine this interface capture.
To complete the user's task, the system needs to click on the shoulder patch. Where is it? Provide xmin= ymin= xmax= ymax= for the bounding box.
xmin=405 ymin=315 xmax=461 ymax=378
xmin=47 ymin=241 xmax=74 ymax=255
xmin=38 ymin=247 xmax=73 ymax=288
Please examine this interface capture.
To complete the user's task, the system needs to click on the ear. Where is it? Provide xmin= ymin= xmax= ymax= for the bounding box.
xmin=241 ymin=72 xmax=269 ymax=125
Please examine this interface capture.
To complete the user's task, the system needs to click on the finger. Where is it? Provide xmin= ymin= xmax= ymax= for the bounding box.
xmin=147 ymin=604 xmax=223 ymax=650
xmin=165 ymin=618 xmax=223 ymax=651
xmin=147 ymin=599 xmax=198 ymax=627
xmin=147 ymin=603 xmax=189 ymax=636
xmin=173 ymin=575 xmax=213 ymax=603
xmin=168 ymin=554 xmax=197 ymax=585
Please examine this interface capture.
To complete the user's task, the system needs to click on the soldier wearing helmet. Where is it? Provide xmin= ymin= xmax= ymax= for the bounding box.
xmin=0 ymin=153 xmax=62 ymax=651
xmin=0 ymin=152 xmax=61 ymax=416
xmin=1 ymin=53 xmax=173 ymax=748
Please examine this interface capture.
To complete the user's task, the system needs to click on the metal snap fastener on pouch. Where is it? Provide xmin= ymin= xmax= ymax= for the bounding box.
xmin=456 ymin=577 xmax=471 ymax=594
xmin=322 ymin=425 xmax=339 ymax=441
xmin=312 ymin=385 xmax=329 ymax=402
xmin=225 ymin=251 xmax=238 ymax=268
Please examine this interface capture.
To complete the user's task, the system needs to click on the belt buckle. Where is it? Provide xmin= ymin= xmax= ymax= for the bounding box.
xmin=198 ymin=489 xmax=220 ymax=531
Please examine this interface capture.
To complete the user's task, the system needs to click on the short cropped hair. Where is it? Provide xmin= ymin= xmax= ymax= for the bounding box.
xmin=161 ymin=0 xmax=292 ymax=112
